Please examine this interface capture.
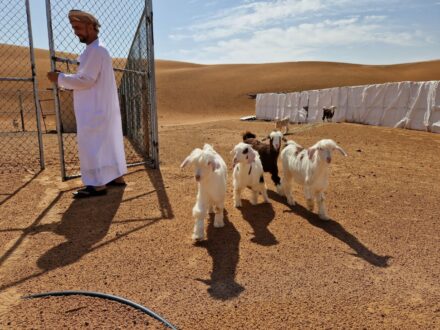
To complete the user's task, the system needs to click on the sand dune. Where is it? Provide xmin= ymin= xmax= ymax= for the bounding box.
xmin=1 ymin=44 xmax=439 ymax=125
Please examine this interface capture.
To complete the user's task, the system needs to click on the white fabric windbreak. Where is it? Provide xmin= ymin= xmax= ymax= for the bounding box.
xmin=335 ymin=87 xmax=348 ymax=122
xmin=307 ymin=90 xmax=320 ymax=122
xmin=255 ymin=80 xmax=440 ymax=133
xmin=362 ymin=84 xmax=385 ymax=125
xmin=427 ymin=81 xmax=440 ymax=133
xmin=381 ymin=81 xmax=410 ymax=127
xmin=285 ymin=92 xmax=297 ymax=122
xmin=276 ymin=93 xmax=287 ymax=120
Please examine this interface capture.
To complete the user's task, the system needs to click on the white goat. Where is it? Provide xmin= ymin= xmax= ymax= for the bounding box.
xmin=180 ymin=144 xmax=227 ymax=241
xmin=280 ymin=139 xmax=347 ymax=220
xmin=231 ymin=142 xmax=269 ymax=207
xmin=275 ymin=116 xmax=290 ymax=134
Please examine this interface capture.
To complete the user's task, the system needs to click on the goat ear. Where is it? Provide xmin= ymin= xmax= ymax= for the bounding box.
xmin=307 ymin=148 xmax=316 ymax=160
xmin=180 ymin=156 xmax=192 ymax=168
xmin=335 ymin=145 xmax=348 ymax=156
xmin=247 ymin=148 xmax=256 ymax=164
xmin=181 ymin=148 xmax=202 ymax=168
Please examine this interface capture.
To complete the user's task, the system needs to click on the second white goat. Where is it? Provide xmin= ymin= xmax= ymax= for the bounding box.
xmin=280 ymin=139 xmax=347 ymax=220
xmin=231 ymin=142 xmax=269 ymax=207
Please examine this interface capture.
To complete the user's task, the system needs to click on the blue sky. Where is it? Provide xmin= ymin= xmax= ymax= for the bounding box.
xmin=27 ymin=0 xmax=440 ymax=65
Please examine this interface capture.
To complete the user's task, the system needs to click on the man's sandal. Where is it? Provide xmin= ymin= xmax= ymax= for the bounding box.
xmin=73 ymin=186 xmax=107 ymax=199
xmin=106 ymin=180 xmax=127 ymax=187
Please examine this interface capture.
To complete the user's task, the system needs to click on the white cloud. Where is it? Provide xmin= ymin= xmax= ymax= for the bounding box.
xmin=172 ymin=0 xmax=325 ymax=41
xmin=166 ymin=0 xmax=436 ymax=64
xmin=181 ymin=17 xmax=423 ymax=64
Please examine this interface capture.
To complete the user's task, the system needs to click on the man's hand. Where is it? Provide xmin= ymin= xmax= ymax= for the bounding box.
xmin=47 ymin=71 xmax=60 ymax=83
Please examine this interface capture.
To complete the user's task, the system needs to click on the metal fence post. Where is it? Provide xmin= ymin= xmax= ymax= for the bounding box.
xmin=46 ymin=0 xmax=66 ymax=180
xmin=18 ymin=91 xmax=25 ymax=132
xmin=25 ymin=0 xmax=45 ymax=169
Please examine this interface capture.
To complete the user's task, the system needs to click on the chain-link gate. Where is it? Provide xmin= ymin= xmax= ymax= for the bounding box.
xmin=46 ymin=0 xmax=158 ymax=180
xmin=0 ymin=0 xmax=44 ymax=172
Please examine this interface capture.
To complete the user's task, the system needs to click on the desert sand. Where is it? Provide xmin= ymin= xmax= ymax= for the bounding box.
xmin=1 ymin=45 xmax=440 ymax=329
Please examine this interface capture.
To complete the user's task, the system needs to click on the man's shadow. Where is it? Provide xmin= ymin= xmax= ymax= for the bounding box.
xmin=36 ymin=187 xmax=125 ymax=271
xmin=268 ymin=190 xmax=391 ymax=267
xmin=195 ymin=211 xmax=244 ymax=300
xmin=238 ymin=200 xmax=278 ymax=246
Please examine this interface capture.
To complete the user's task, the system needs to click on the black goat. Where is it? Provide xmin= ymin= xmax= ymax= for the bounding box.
xmin=322 ymin=106 xmax=336 ymax=122
xmin=242 ymin=130 xmax=285 ymax=194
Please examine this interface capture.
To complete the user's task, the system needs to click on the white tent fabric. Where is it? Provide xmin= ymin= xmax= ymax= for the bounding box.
xmin=255 ymin=80 xmax=440 ymax=133
xmin=284 ymin=92 xmax=297 ymax=122
xmin=307 ymin=90 xmax=320 ymax=122
xmin=334 ymin=87 xmax=348 ymax=122
xmin=276 ymin=93 xmax=287 ymax=120
xmin=380 ymin=81 xmax=411 ymax=127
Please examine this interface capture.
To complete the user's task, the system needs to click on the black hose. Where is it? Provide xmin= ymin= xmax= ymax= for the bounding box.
xmin=23 ymin=290 xmax=178 ymax=330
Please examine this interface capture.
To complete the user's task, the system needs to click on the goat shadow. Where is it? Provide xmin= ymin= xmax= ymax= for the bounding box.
xmin=36 ymin=187 xmax=125 ymax=271
xmin=268 ymin=190 xmax=391 ymax=267
xmin=195 ymin=211 xmax=244 ymax=300
xmin=238 ymin=199 xmax=278 ymax=246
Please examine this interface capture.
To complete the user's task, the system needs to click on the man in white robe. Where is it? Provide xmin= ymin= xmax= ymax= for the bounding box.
xmin=47 ymin=10 xmax=127 ymax=198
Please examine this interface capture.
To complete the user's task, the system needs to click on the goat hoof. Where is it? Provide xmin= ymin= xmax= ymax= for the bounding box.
xmin=214 ymin=221 xmax=224 ymax=228
xmin=276 ymin=185 xmax=284 ymax=195
xmin=192 ymin=233 xmax=204 ymax=241
xmin=319 ymin=214 xmax=329 ymax=221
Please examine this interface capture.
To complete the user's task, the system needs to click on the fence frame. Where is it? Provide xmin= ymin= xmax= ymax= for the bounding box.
xmin=0 ymin=0 xmax=45 ymax=170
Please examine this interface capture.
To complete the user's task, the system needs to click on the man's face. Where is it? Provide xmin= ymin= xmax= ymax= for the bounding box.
xmin=71 ymin=21 xmax=92 ymax=43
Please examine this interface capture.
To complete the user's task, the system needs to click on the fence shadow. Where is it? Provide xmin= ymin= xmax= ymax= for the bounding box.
xmin=238 ymin=200 xmax=278 ymax=246
xmin=0 ymin=170 xmax=42 ymax=207
xmin=144 ymin=166 xmax=174 ymax=220
xmin=195 ymin=211 xmax=244 ymax=300
xmin=0 ymin=167 xmax=174 ymax=291
xmin=268 ymin=190 xmax=391 ymax=267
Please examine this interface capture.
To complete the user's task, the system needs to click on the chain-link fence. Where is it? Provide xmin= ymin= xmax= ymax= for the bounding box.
xmin=46 ymin=0 xmax=158 ymax=180
xmin=0 ymin=0 xmax=44 ymax=172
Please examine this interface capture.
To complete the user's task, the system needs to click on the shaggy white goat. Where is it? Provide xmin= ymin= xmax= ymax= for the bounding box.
xmin=231 ymin=142 xmax=269 ymax=207
xmin=181 ymin=144 xmax=227 ymax=241
xmin=280 ymin=139 xmax=347 ymax=220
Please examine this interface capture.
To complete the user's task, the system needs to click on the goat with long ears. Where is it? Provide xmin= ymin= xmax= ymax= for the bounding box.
xmin=280 ymin=139 xmax=347 ymax=220
xmin=181 ymin=144 xmax=227 ymax=241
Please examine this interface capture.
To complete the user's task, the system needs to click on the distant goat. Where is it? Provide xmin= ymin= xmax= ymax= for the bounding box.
xmin=231 ymin=142 xmax=269 ymax=207
xmin=275 ymin=116 xmax=290 ymax=134
xmin=242 ymin=130 xmax=285 ymax=194
xmin=181 ymin=144 xmax=227 ymax=241
xmin=322 ymin=106 xmax=336 ymax=122
xmin=280 ymin=139 xmax=347 ymax=220
xmin=12 ymin=119 xmax=19 ymax=131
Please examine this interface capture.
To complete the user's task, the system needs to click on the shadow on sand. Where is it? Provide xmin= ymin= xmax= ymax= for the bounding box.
xmin=195 ymin=211 xmax=244 ymax=300
xmin=36 ymin=187 xmax=125 ymax=270
xmin=0 ymin=167 xmax=174 ymax=291
xmin=238 ymin=200 xmax=278 ymax=246
xmin=268 ymin=190 xmax=391 ymax=267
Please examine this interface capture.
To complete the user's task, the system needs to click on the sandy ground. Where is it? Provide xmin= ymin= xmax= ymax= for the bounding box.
xmin=1 ymin=44 xmax=440 ymax=328
xmin=1 ymin=119 xmax=440 ymax=329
